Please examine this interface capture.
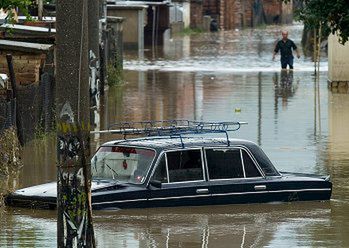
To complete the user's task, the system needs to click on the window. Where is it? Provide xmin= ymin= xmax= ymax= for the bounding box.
xmin=206 ymin=149 xmax=244 ymax=179
xmin=91 ymin=146 xmax=156 ymax=184
xmin=152 ymin=155 xmax=168 ymax=183
xmin=242 ymin=150 xmax=262 ymax=177
xmin=249 ymin=144 xmax=280 ymax=176
xmin=166 ymin=150 xmax=204 ymax=182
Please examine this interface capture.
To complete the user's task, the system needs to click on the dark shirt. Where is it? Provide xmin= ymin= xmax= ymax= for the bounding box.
xmin=274 ymin=39 xmax=297 ymax=58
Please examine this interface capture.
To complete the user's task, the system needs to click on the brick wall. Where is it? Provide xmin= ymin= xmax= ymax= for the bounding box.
xmin=0 ymin=51 xmax=45 ymax=86
xmin=242 ymin=0 xmax=254 ymax=27
xmin=203 ymin=0 xmax=220 ymax=21
xmin=263 ymin=0 xmax=282 ymax=24
xmin=202 ymin=0 xmax=292 ymax=30
xmin=220 ymin=0 xmax=253 ymax=30
xmin=219 ymin=0 xmax=224 ymax=30
xmin=190 ymin=0 xmax=204 ymax=29
xmin=281 ymin=1 xmax=293 ymax=24
xmin=203 ymin=0 xmax=254 ymax=30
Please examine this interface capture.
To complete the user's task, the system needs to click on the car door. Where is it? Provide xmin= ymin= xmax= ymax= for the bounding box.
xmin=205 ymin=147 xmax=269 ymax=205
xmin=148 ymin=148 xmax=211 ymax=208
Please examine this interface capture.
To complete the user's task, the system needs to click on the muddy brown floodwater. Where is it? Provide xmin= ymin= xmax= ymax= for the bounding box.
xmin=1 ymin=24 xmax=349 ymax=247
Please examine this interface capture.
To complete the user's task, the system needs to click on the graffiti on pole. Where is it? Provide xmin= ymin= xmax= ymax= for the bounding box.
xmin=89 ymin=50 xmax=100 ymax=115
xmin=89 ymin=50 xmax=101 ymax=147
xmin=57 ymin=101 xmax=91 ymax=247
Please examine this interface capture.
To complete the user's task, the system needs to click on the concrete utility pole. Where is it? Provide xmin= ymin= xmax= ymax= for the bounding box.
xmin=98 ymin=0 xmax=107 ymax=96
xmin=56 ymin=0 xmax=95 ymax=247
xmin=89 ymin=0 xmax=100 ymax=128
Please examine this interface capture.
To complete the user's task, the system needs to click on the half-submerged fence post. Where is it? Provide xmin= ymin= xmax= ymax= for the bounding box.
xmin=6 ymin=54 xmax=24 ymax=147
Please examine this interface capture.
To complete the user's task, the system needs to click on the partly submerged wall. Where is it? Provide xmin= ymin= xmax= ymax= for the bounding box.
xmin=328 ymin=33 xmax=349 ymax=92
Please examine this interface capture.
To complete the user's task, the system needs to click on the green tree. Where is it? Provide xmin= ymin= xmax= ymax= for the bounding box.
xmin=0 ymin=0 xmax=31 ymax=23
xmin=285 ymin=0 xmax=349 ymax=44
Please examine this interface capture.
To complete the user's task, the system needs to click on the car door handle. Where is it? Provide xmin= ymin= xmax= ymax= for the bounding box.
xmin=254 ymin=185 xmax=266 ymax=191
xmin=196 ymin=188 xmax=209 ymax=194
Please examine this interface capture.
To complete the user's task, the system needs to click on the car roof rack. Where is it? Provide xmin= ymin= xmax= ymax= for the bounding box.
xmin=91 ymin=120 xmax=248 ymax=148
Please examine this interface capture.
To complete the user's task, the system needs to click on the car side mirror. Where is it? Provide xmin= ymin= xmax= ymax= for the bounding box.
xmin=149 ymin=180 xmax=162 ymax=188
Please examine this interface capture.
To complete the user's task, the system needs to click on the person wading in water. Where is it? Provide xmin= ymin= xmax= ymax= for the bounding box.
xmin=273 ymin=30 xmax=300 ymax=70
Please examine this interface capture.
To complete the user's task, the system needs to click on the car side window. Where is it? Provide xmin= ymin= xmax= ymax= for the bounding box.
xmin=166 ymin=150 xmax=204 ymax=183
xmin=152 ymin=155 xmax=168 ymax=183
xmin=242 ymin=150 xmax=262 ymax=177
xmin=206 ymin=148 xmax=244 ymax=179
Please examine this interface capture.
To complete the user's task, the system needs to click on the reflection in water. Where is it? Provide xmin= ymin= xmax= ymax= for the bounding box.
xmin=2 ymin=24 xmax=349 ymax=247
xmin=92 ymin=202 xmax=339 ymax=247
xmin=1 ymin=202 xmax=334 ymax=247
xmin=0 ymin=172 xmax=19 ymax=207
xmin=0 ymin=208 xmax=56 ymax=247
xmin=315 ymin=71 xmax=322 ymax=135
xmin=19 ymin=135 xmax=57 ymax=188
xmin=126 ymin=24 xmax=328 ymax=73
xmin=258 ymin=72 xmax=262 ymax=146
xmin=273 ymin=70 xmax=299 ymax=120
xmin=273 ymin=70 xmax=298 ymax=111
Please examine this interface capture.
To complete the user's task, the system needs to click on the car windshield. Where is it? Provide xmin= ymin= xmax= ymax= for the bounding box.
xmin=91 ymin=146 xmax=156 ymax=184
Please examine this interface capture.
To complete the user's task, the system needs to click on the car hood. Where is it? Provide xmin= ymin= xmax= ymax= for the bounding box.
xmin=9 ymin=180 xmax=124 ymax=198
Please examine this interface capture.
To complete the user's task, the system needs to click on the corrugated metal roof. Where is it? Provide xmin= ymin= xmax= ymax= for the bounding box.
xmin=0 ymin=24 xmax=56 ymax=33
xmin=0 ymin=39 xmax=53 ymax=53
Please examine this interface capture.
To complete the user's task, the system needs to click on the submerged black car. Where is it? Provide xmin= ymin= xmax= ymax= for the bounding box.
xmin=5 ymin=135 xmax=332 ymax=210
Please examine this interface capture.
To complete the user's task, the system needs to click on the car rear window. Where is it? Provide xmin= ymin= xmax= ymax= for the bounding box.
xmin=249 ymin=144 xmax=280 ymax=176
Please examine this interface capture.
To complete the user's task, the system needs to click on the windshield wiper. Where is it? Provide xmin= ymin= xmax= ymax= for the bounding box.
xmin=104 ymin=162 xmax=118 ymax=181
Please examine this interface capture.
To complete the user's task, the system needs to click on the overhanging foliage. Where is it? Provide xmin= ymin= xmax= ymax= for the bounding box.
xmin=284 ymin=0 xmax=349 ymax=44
xmin=0 ymin=0 xmax=31 ymax=23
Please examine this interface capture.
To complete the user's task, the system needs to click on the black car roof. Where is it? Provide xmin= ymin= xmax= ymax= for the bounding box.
xmin=101 ymin=136 xmax=258 ymax=150
xmin=99 ymin=136 xmax=280 ymax=176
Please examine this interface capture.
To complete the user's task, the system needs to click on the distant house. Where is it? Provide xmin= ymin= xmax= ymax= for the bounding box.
xmin=202 ymin=0 xmax=293 ymax=30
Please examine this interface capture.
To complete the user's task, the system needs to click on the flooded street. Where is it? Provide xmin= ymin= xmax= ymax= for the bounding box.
xmin=2 ymin=24 xmax=349 ymax=247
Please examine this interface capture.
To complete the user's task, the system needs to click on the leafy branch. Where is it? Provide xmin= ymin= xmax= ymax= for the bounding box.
xmin=0 ymin=0 xmax=32 ymax=23
xmin=283 ymin=0 xmax=349 ymax=44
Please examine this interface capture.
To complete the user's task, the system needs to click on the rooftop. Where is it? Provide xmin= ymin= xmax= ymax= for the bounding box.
xmin=0 ymin=40 xmax=53 ymax=53
xmin=0 ymin=24 xmax=56 ymax=34
xmin=101 ymin=136 xmax=257 ymax=150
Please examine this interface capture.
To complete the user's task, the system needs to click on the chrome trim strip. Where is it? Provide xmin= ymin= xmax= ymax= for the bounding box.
xmin=196 ymin=188 xmax=209 ymax=194
xmin=146 ymin=150 xmax=167 ymax=186
xmin=162 ymin=179 xmax=206 ymax=185
xmin=254 ymin=185 xmax=267 ymax=190
xmin=241 ymin=148 xmax=264 ymax=177
xmin=92 ymin=198 xmax=148 ymax=205
xmin=148 ymin=194 xmax=210 ymax=201
xmin=165 ymin=153 xmax=170 ymax=183
xmin=200 ymin=149 xmax=207 ymax=181
xmin=240 ymin=149 xmax=246 ymax=178
xmin=209 ymin=178 xmax=245 ymax=182
xmin=92 ymin=188 xmax=331 ymax=205
xmin=203 ymin=147 xmax=210 ymax=181
xmin=212 ymin=188 xmax=332 ymax=197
